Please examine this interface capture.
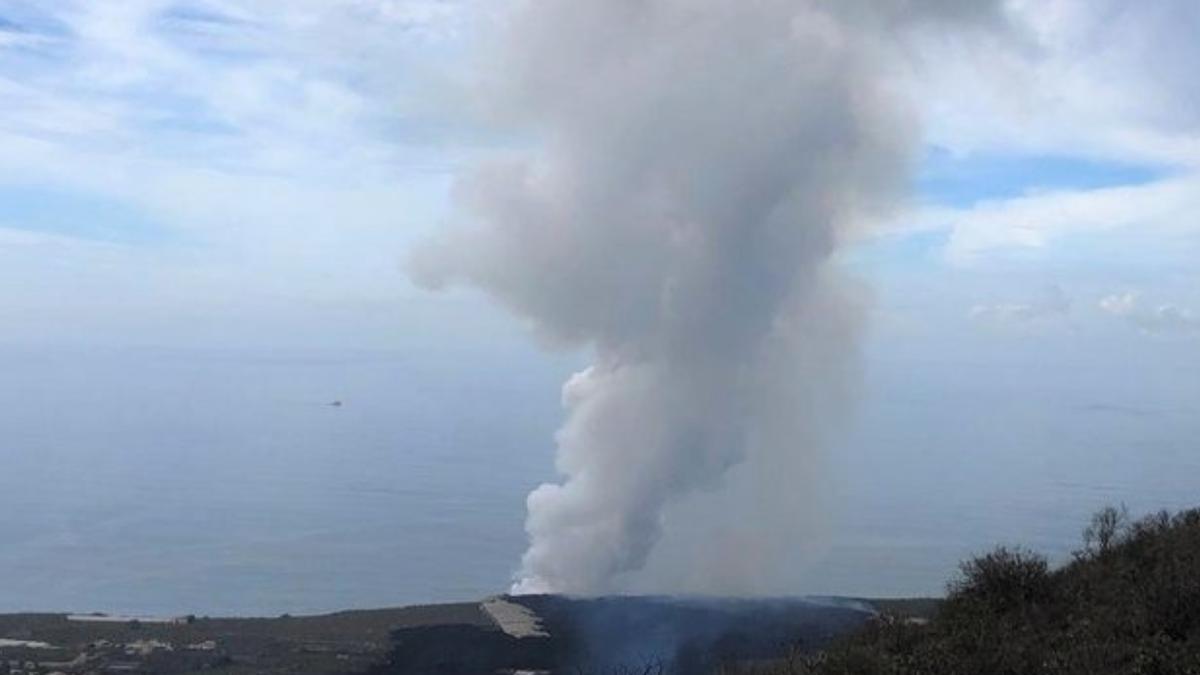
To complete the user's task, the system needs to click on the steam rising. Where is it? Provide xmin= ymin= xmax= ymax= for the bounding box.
xmin=414 ymin=0 xmax=999 ymax=594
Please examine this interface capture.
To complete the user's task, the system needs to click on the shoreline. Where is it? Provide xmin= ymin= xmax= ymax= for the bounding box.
xmin=0 ymin=596 xmax=938 ymax=674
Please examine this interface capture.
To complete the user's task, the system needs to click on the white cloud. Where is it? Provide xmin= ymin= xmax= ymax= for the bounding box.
xmin=0 ymin=1 xmax=482 ymax=345
xmin=0 ymin=0 xmax=476 ymax=207
xmin=929 ymin=174 xmax=1200 ymax=264
xmin=1098 ymin=291 xmax=1138 ymax=317
xmin=852 ymin=1 xmax=1200 ymax=269
xmin=0 ymin=1 xmax=481 ymax=176
xmin=969 ymin=284 xmax=1071 ymax=325
xmin=0 ymin=0 xmax=1195 ymax=353
xmin=1099 ymin=292 xmax=1199 ymax=338
xmin=913 ymin=0 xmax=1200 ymax=167
xmin=0 ymin=226 xmax=122 ymax=250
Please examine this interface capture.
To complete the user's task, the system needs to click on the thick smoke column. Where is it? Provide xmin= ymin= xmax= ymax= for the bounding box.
xmin=414 ymin=0 xmax=999 ymax=594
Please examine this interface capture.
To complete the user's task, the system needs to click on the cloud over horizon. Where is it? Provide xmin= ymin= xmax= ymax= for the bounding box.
xmin=1100 ymin=292 xmax=1199 ymax=338
xmin=0 ymin=0 xmax=1194 ymax=355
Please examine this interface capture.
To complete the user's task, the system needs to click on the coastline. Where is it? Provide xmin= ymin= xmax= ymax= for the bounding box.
xmin=0 ymin=595 xmax=920 ymax=674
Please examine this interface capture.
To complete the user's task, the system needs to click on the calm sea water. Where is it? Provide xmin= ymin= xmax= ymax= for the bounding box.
xmin=0 ymin=342 xmax=1195 ymax=615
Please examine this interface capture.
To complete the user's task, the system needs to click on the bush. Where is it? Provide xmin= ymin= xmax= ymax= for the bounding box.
xmin=753 ymin=506 xmax=1200 ymax=675
xmin=948 ymin=547 xmax=1054 ymax=613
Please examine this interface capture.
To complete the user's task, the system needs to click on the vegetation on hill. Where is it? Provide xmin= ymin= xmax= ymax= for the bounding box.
xmin=741 ymin=506 xmax=1200 ymax=675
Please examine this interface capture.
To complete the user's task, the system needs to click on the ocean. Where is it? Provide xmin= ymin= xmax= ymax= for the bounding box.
xmin=0 ymin=341 xmax=1195 ymax=615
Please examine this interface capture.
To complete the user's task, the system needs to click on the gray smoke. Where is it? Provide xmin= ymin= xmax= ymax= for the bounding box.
xmin=413 ymin=0 xmax=1001 ymax=594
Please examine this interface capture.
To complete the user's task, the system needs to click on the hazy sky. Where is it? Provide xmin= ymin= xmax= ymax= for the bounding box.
xmin=0 ymin=1 xmax=1197 ymax=607
xmin=0 ymin=1 xmax=1196 ymax=373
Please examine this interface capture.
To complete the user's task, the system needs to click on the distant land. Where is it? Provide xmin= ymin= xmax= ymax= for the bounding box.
xmin=0 ymin=595 xmax=926 ymax=674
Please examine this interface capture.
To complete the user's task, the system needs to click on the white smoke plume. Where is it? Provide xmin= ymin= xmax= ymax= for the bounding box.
xmin=413 ymin=0 xmax=1002 ymax=595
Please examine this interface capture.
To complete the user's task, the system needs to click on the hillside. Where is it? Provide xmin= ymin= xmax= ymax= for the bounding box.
xmin=748 ymin=506 xmax=1200 ymax=675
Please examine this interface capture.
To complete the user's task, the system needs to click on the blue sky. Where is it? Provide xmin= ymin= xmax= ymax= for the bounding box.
xmin=916 ymin=150 xmax=1167 ymax=208
xmin=0 ymin=0 xmax=1196 ymax=353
